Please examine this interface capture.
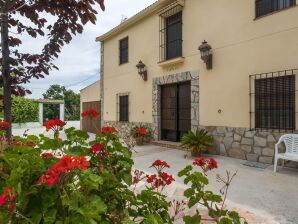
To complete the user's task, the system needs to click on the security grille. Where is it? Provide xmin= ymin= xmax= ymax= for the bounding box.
xmin=159 ymin=4 xmax=183 ymax=62
xmin=249 ymin=69 xmax=297 ymax=132
xmin=255 ymin=0 xmax=295 ymax=18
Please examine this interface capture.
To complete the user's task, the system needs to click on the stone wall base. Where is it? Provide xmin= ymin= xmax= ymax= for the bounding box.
xmin=103 ymin=121 xmax=154 ymax=137
xmin=202 ymin=126 xmax=298 ymax=168
xmin=102 ymin=121 xmax=298 ymax=167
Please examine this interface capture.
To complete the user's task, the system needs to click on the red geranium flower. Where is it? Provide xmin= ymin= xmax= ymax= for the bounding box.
xmin=135 ymin=127 xmax=148 ymax=136
xmin=0 ymin=188 xmax=17 ymax=211
xmin=207 ymin=157 xmax=218 ymax=170
xmin=193 ymin=157 xmax=218 ymax=173
xmin=0 ymin=121 xmax=11 ymax=129
xmin=193 ymin=157 xmax=206 ymax=167
xmin=151 ymin=160 xmax=170 ymax=169
xmin=146 ymin=172 xmax=175 ymax=189
xmin=90 ymin=144 xmax=105 ymax=154
xmin=25 ymin=142 xmax=36 ymax=147
xmin=100 ymin=126 xmax=117 ymax=134
xmin=81 ymin=109 xmax=100 ymax=119
xmin=41 ymin=153 xmax=53 ymax=159
xmin=37 ymin=155 xmax=90 ymax=186
xmin=43 ymin=119 xmax=66 ymax=131
xmin=0 ymin=195 xmax=5 ymax=205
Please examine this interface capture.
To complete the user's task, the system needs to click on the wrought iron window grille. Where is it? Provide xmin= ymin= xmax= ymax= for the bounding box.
xmin=255 ymin=0 xmax=296 ymax=18
xmin=249 ymin=69 xmax=298 ymax=132
xmin=159 ymin=4 xmax=183 ymax=62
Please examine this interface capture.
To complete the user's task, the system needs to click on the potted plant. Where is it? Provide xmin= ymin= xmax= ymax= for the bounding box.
xmin=181 ymin=129 xmax=214 ymax=157
xmin=131 ymin=126 xmax=149 ymax=146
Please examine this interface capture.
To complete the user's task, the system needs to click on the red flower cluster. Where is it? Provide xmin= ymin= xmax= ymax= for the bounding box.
xmin=100 ymin=126 xmax=117 ymax=134
xmin=81 ymin=109 xmax=100 ymax=119
xmin=0 ymin=121 xmax=11 ymax=129
xmin=151 ymin=160 xmax=170 ymax=172
xmin=43 ymin=119 xmax=66 ymax=131
xmin=14 ymin=141 xmax=36 ymax=148
xmin=147 ymin=159 xmax=174 ymax=189
xmin=41 ymin=153 xmax=54 ymax=159
xmin=0 ymin=188 xmax=17 ymax=212
xmin=37 ymin=155 xmax=90 ymax=186
xmin=147 ymin=171 xmax=175 ymax=189
xmin=135 ymin=127 xmax=149 ymax=136
xmin=90 ymin=144 xmax=105 ymax=154
xmin=193 ymin=157 xmax=218 ymax=173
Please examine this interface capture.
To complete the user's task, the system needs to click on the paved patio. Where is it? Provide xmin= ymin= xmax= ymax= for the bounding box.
xmin=11 ymin=125 xmax=298 ymax=223
xmin=12 ymin=121 xmax=80 ymax=138
xmin=133 ymin=145 xmax=298 ymax=224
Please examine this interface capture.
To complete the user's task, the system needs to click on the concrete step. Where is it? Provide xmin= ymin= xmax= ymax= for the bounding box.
xmin=152 ymin=140 xmax=183 ymax=150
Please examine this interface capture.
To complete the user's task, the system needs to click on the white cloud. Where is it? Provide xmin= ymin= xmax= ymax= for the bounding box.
xmin=22 ymin=0 xmax=157 ymax=98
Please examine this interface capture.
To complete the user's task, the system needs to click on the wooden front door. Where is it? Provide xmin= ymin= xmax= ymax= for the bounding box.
xmin=82 ymin=101 xmax=101 ymax=133
xmin=161 ymin=81 xmax=191 ymax=142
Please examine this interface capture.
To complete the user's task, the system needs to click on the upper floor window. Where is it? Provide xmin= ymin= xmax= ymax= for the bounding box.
xmin=119 ymin=37 xmax=128 ymax=64
xmin=256 ymin=0 xmax=296 ymax=18
xmin=249 ymin=70 xmax=296 ymax=131
xmin=159 ymin=5 xmax=183 ymax=62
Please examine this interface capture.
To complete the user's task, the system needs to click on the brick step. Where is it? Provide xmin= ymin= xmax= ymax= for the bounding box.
xmin=152 ymin=140 xmax=183 ymax=150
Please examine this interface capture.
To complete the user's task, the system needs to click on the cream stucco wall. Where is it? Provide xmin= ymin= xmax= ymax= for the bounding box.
xmin=80 ymin=80 xmax=101 ymax=104
xmin=80 ymin=80 xmax=101 ymax=115
xmin=101 ymin=0 xmax=298 ymax=128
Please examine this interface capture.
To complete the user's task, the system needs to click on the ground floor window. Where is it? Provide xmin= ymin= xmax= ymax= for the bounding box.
xmin=118 ymin=94 xmax=129 ymax=122
xmin=250 ymin=70 xmax=296 ymax=131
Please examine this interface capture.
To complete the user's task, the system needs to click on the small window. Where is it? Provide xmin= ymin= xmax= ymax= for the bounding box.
xmin=119 ymin=95 xmax=129 ymax=122
xmin=256 ymin=0 xmax=296 ymax=18
xmin=254 ymin=75 xmax=295 ymax=130
xmin=119 ymin=37 xmax=128 ymax=64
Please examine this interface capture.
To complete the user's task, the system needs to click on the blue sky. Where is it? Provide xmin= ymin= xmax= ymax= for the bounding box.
xmin=23 ymin=0 xmax=156 ymax=99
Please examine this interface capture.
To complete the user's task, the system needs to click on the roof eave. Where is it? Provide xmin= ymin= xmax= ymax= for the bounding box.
xmin=96 ymin=0 xmax=175 ymax=42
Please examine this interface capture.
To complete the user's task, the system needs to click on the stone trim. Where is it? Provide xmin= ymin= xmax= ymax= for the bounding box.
xmin=202 ymin=126 xmax=298 ymax=167
xmin=100 ymin=42 xmax=105 ymax=128
xmin=152 ymin=70 xmax=199 ymax=140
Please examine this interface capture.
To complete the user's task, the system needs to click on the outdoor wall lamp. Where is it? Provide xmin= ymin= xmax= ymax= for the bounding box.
xmin=136 ymin=60 xmax=148 ymax=81
xmin=198 ymin=40 xmax=213 ymax=70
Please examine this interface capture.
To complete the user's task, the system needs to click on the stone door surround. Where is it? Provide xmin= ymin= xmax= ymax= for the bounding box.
xmin=152 ymin=70 xmax=199 ymax=140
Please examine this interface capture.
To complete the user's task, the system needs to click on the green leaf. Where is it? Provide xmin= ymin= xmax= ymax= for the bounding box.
xmin=76 ymin=196 xmax=107 ymax=219
xmin=143 ymin=214 xmax=164 ymax=224
xmin=183 ymin=214 xmax=201 ymax=224
xmin=184 ymin=188 xmax=195 ymax=198
xmin=178 ymin=165 xmax=193 ymax=177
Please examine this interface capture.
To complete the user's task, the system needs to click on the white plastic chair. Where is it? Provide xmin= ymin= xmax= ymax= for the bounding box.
xmin=274 ymin=134 xmax=298 ymax=172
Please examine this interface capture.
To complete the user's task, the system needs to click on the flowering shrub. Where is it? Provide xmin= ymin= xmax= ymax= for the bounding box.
xmin=130 ymin=125 xmax=152 ymax=139
xmin=0 ymin=121 xmax=11 ymax=130
xmin=43 ymin=119 xmax=66 ymax=139
xmin=81 ymin=109 xmax=100 ymax=119
xmin=0 ymin=122 xmax=246 ymax=223
xmin=99 ymin=126 xmax=117 ymax=134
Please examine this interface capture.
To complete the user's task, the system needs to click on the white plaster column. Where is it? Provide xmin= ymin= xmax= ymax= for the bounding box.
xmin=59 ymin=104 xmax=65 ymax=121
xmin=39 ymin=103 xmax=43 ymax=124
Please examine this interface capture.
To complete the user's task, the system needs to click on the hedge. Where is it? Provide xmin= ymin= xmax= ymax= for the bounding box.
xmin=12 ymin=96 xmax=39 ymax=123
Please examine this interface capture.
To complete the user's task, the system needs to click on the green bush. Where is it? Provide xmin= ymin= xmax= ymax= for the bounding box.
xmin=12 ymin=96 xmax=39 ymax=123
xmin=0 ymin=124 xmax=247 ymax=223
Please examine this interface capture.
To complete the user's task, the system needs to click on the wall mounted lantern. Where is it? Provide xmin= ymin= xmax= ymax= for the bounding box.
xmin=136 ymin=60 xmax=148 ymax=81
xmin=198 ymin=40 xmax=213 ymax=70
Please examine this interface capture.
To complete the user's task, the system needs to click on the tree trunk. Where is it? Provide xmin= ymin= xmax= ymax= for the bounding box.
xmin=1 ymin=9 xmax=13 ymax=140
